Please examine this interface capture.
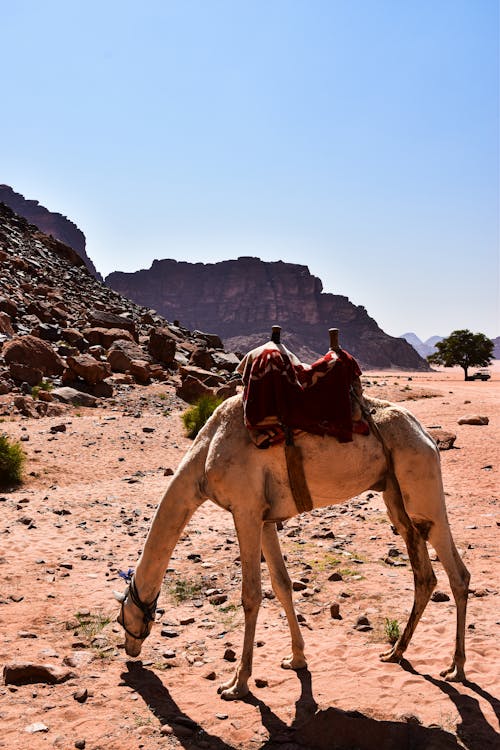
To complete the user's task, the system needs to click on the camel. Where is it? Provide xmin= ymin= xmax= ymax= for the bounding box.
xmin=114 ymin=384 xmax=470 ymax=700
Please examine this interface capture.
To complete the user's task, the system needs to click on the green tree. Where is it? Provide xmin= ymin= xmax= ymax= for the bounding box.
xmin=427 ymin=329 xmax=494 ymax=380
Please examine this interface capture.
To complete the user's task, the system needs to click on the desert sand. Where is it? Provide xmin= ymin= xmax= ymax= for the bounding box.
xmin=0 ymin=367 xmax=498 ymax=750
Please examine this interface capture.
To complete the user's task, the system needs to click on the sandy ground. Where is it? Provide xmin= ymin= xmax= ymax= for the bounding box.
xmin=0 ymin=367 xmax=498 ymax=750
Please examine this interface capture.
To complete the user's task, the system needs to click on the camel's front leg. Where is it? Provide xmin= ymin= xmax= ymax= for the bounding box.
xmin=218 ymin=515 xmax=263 ymax=701
xmin=261 ymin=522 xmax=307 ymax=670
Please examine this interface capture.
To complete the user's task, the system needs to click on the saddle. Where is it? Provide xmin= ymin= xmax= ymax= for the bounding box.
xmin=238 ymin=336 xmax=369 ymax=514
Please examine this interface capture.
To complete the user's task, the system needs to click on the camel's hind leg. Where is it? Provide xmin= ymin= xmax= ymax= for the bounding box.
xmin=218 ymin=512 xmax=263 ymax=701
xmin=427 ymin=521 xmax=470 ymax=681
xmin=261 ymin=522 xmax=307 ymax=670
xmin=380 ymin=475 xmax=437 ymax=663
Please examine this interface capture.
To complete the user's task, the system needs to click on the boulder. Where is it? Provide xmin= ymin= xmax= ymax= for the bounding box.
xmin=66 ymin=354 xmax=112 ymax=385
xmin=51 ymin=387 xmax=98 ymax=407
xmin=129 ymin=359 xmax=151 ymax=384
xmin=0 ymin=296 xmax=17 ymax=318
xmin=13 ymin=396 xmax=40 ymax=418
xmin=428 ymin=428 xmax=456 ymax=451
xmin=83 ymin=327 xmax=134 ymax=348
xmin=211 ymin=351 xmax=241 ymax=373
xmin=61 ymin=328 xmax=86 ymax=349
xmin=3 ymin=335 xmax=65 ymax=377
xmin=148 ymin=327 xmax=177 ymax=366
xmin=107 ymin=339 xmax=147 ymax=372
xmin=457 ymin=415 xmax=489 ymax=426
xmin=189 ymin=347 xmax=214 ymax=370
xmin=8 ymin=362 xmax=44 ymax=386
xmin=193 ymin=330 xmax=223 ymax=349
xmin=3 ymin=662 xmax=74 ymax=686
xmin=0 ymin=312 xmax=14 ymax=337
xmin=176 ymin=375 xmax=214 ymax=403
xmin=179 ymin=365 xmax=225 ymax=387
xmin=88 ymin=309 xmax=137 ymax=340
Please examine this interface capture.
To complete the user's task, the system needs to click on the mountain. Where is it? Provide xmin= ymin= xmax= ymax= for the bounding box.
xmin=400 ymin=333 xmax=443 ymax=359
xmin=0 ymin=184 xmax=101 ymax=280
xmin=106 ymin=257 xmax=429 ymax=370
xmin=0 ymin=202 xmax=237 ymax=409
xmin=493 ymin=336 xmax=500 ymax=359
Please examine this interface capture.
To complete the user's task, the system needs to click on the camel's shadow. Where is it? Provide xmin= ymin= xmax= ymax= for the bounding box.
xmin=120 ymin=660 xmax=494 ymax=750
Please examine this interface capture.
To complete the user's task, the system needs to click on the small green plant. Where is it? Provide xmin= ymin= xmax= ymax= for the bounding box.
xmin=384 ymin=617 xmax=400 ymax=644
xmin=31 ymin=380 xmax=53 ymax=399
xmin=0 ymin=434 xmax=26 ymax=486
xmin=75 ymin=611 xmax=112 ymax=641
xmin=182 ymin=395 xmax=223 ymax=439
xmin=167 ymin=576 xmax=204 ymax=603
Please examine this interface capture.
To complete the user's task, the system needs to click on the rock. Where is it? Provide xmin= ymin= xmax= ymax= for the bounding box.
xmin=292 ymin=580 xmax=308 ymax=591
xmin=189 ymin=347 xmax=214 ymax=370
xmin=13 ymin=395 xmax=40 ymax=418
xmin=431 ymin=590 xmax=450 ymax=602
xmin=88 ymin=309 xmax=137 ymax=339
xmin=75 ymin=740 xmax=86 ymax=749
xmin=148 ymin=327 xmax=177 ymax=366
xmin=192 ymin=330 xmax=223 ymax=349
xmin=50 ymin=423 xmax=67 ymax=433
xmin=428 ymin=428 xmax=456 ymax=450
xmin=83 ymin=327 xmax=134 ymax=348
xmin=458 ymin=415 xmax=489 ymax=426
xmin=51 ymin=387 xmax=97 ymax=407
xmin=73 ymin=688 xmax=88 ymax=703
xmin=0 ymin=311 xmax=15 ymax=337
xmin=161 ymin=628 xmax=179 ymax=638
xmin=107 ymin=339 xmax=147 ymax=372
xmin=176 ymin=375 xmax=214 ymax=404
xmin=223 ymin=648 xmax=236 ymax=662
xmin=25 ymin=722 xmax=49 ymax=733
xmin=8 ymin=362 xmax=44 ymax=387
xmin=129 ymin=359 xmax=151 ymax=384
xmin=3 ymin=335 xmax=65 ymax=377
xmin=204 ymin=670 xmax=216 ymax=680
xmin=179 ymin=364 xmax=224 ymax=387
xmin=61 ymin=328 xmax=86 ymax=349
xmin=330 ymin=602 xmax=342 ymax=619
xmin=328 ymin=571 xmax=343 ymax=582
xmin=3 ymin=662 xmax=74 ymax=685
xmin=210 ymin=351 xmax=241 ymax=372
xmin=353 ymin=615 xmax=372 ymax=631
xmin=66 ymin=354 xmax=111 ymax=385
xmin=254 ymin=677 xmax=268 ymax=688
xmin=209 ymin=593 xmax=227 ymax=605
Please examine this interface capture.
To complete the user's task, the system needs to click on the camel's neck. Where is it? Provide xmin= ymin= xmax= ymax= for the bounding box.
xmin=132 ymin=453 xmax=208 ymax=603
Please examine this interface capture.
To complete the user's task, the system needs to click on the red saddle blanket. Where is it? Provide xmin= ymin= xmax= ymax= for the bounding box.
xmin=238 ymin=342 xmax=369 ymax=446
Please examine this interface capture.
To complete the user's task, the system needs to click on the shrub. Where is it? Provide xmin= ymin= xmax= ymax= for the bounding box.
xmin=182 ymin=394 xmax=223 ymax=439
xmin=0 ymin=434 xmax=26 ymax=486
xmin=31 ymin=379 xmax=53 ymax=400
xmin=384 ymin=617 xmax=400 ymax=644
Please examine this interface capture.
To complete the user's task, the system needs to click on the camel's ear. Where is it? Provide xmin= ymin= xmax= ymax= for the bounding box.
xmin=112 ymin=590 xmax=127 ymax=603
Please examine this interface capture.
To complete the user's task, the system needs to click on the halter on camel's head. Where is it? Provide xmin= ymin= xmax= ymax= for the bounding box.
xmin=113 ymin=576 xmax=159 ymax=656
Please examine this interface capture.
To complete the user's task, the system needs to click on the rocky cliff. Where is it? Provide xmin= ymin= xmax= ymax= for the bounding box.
xmin=0 ymin=184 xmax=101 ymax=279
xmin=0 ymin=203 xmax=238 ymax=413
xmin=106 ymin=257 xmax=429 ymax=370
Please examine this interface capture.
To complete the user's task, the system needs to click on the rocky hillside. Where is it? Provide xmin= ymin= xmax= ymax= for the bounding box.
xmin=0 ymin=184 xmax=101 ymax=279
xmin=0 ymin=203 xmax=239 ymax=417
xmin=107 ymin=257 xmax=429 ymax=370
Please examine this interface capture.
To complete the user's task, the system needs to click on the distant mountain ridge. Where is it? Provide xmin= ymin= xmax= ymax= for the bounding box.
xmin=0 ymin=184 xmax=101 ymax=280
xmin=399 ymin=332 xmax=444 ymax=359
xmin=106 ymin=257 xmax=429 ymax=371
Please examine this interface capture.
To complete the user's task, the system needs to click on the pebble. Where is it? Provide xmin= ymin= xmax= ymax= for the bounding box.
xmin=73 ymin=688 xmax=88 ymax=703
xmin=204 ymin=670 xmax=216 ymax=680
xmin=292 ymin=580 xmax=308 ymax=591
xmin=223 ymin=648 xmax=236 ymax=662
xmin=328 ymin=572 xmax=343 ymax=582
xmin=25 ymin=722 xmax=49 ymax=733
xmin=354 ymin=615 xmax=372 ymax=632
xmin=431 ymin=590 xmax=450 ymax=602
xmin=255 ymin=677 xmax=268 ymax=688
xmin=161 ymin=628 xmax=179 ymax=638
xmin=330 ymin=602 xmax=342 ymax=620
xmin=75 ymin=740 xmax=86 ymax=749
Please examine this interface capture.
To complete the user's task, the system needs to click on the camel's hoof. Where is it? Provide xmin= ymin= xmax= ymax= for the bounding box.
xmin=379 ymin=647 xmax=402 ymax=663
xmin=440 ymin=665 xmax=466 ymax=683
xmin=281 ymin=654 xmax=307 ymax=670
xmin=219 ymin=684 xmax=249 ymax=701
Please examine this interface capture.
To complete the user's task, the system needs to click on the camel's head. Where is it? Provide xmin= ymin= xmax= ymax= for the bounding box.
xmin=113 ymin=579 xmax=158 ymax=658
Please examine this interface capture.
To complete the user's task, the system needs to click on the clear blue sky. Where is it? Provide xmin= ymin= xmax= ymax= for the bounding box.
xmin=1 ymin=0 xmax=498 ymax=341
